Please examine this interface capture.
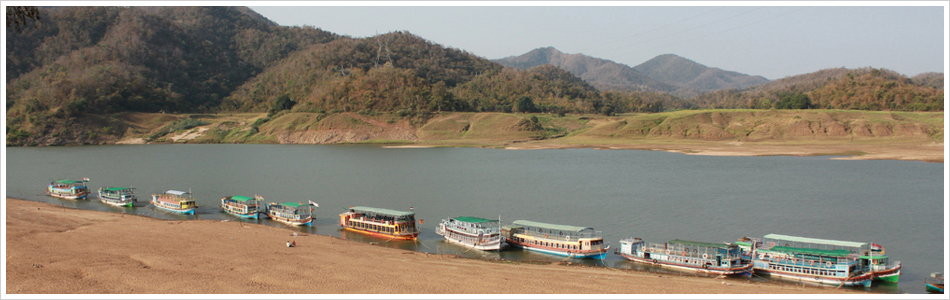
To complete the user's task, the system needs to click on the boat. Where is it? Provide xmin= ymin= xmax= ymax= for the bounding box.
xmin=47 ymin=178 xmax=89 ymax=200
xmin=150 ymin=190 xmax=198 ymax=214
xmin=339 ymin=206 xmax=419 ymax=240
xmin=500 ymin=220 xmax=609 ymax=259
xmin=264 ymin=201 xmax=316 ymax=226
xmin=221 ymin=195 xmax=262 ymax=219
xmin=435 ymin=216 xmax=507 ymax=251
xmin=97 ymin=187 xmax=137 ymax=207
xmin=925 ymin=272 xmax=944 ymax=293
xmin=864 ymin=243 xmax=901 ymax=283
xmin=617 ymin=238 xmax=752 ymax=275
xmin=749 ymin=234 xmax=873 ymax=287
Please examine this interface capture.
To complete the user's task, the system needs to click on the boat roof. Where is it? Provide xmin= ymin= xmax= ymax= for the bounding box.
xmin=165 ymin=190 xmax=190 ymax=195
xmin=230 ymin=195 xmax=255 ymax=202
xmin=53 ymin=180 xmax=84 ymax=184
xmin=768 ymin=245 xmax=853 ymax=257
xmin=351 ymin=206 xmax=413 ymax=216
xmin=512 ymin=220 xmax=590 ymax=232
xmin=278 ymin=202 xmax=305 ymax=207
xmin=859 ymin=255 xmax=888 ymax=260
xmin=103 ymin=187 xmax=132 ymax=191
xmin=764 ymin=234 xmax=867 ymax=248
xmin=668 ymin=239 xmax=734 ymax=249
xmin=453 ymin=216 xmax=498 ymax=223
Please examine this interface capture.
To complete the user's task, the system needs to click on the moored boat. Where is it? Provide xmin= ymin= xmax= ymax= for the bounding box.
xmin=339 ymin=206 xmax=419 ymax=240
xmin=265 ymin=201 xmax=316 ymax=226
xmin=436 ymin=216 xmax=507 ymax=251
xmin=617 ymin=238 xmax=752 ymax=275
xmin=221 ymin=195 xmax=262 ymax=219
xmin=47 ymin=178 xmax=89 ymax=200
xmin=500 ymin=220 xmax=609 ymax=259
xmin=97 ymin=187 xmax=137 ymax=207
xmin=150 ymin=190 xmax=198 ymax=214
xmin=865 ymin=243 xmax=901 ymax=283
xmin=750 ymin=234 xmax=873 ymax=287
xmin=925 ymin=272 xmax=944 ymax=293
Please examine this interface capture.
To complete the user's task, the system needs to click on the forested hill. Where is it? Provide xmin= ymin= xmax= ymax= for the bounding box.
xmin=690 ymin=67 xmax=944 ymax=111
xmin=7 ymin=6 xmax=670 ymax=146
xmin=6 ymin=7 xmax=337 ymax=113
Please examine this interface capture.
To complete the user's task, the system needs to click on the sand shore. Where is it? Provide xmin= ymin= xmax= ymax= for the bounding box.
xmin=4 ymin=198 xmax=867 ymax=295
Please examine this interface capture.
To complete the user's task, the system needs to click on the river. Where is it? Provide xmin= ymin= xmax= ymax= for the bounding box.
xmin=4 ymin=144 xmax=944 ymax=294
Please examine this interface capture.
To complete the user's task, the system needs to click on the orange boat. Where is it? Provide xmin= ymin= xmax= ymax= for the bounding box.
xmin=339 ymin=206 xmax=419 ymax=240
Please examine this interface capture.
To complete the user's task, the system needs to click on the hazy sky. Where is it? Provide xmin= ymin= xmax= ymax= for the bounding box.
xmin=248 ymin=3 xmax=946 ymax=80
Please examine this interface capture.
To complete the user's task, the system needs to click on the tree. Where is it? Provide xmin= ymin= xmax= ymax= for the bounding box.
xmin=6 ymin=6 xmax=40 ymax=33
xmin=514 ymin=96 xmax=536 ymax=113
xmin=271 ymin=93 xmax=296 ymax=113
xmin=775 ymin=92 xmax=813 ymax=109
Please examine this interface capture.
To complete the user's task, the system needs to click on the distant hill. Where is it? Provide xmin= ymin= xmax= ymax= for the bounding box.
xmin=689 ymin=67 xmax=943 ymax=111
xmin=632 ymin=54 xmax=769 ymax=97
xmin=494 ymin=47 xmax=674 ymax=93
xmin=494 ymin=48 xmax=769 ymax=99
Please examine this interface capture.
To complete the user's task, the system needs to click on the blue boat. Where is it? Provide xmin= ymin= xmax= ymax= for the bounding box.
xmin=617 ymin=238 xmax=753 ymax=275
xmin=221 ymin=195 xmax=261 ymax=219
xmin=501 ymin=220 xmax=609 ymax=259
xmin=750 ymin=234 xmax=873 ymax=287
xmin=47 ymin=178 xmax=89 ymax=200
xmin=926 ymin=272 xmax=944 ymax=293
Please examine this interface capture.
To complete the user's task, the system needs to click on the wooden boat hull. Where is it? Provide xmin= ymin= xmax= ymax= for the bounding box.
xmin=266 ymin=213 xmax=311 ymax=226
xmin=872 ymin=267 xmax=901 ymax=283
xmin=151 ymin=201 xmax=196 ymax=214
xmin=618 ymin=253 xmax=753 ymax=275
xmin=507 ymin=239 xmax=608 ymax=259
xmin=98 ymin=193 xmax=135 ymax=207
xmin=48 ymin=191 xmax=88 ymax=200
xmin=926 ymin=283 xmax=944 ymax=293
xmin=342 ymin=226 xmax=417 ymax=240
xmin=226 ymin=211 xmax=259 ymax=219
xmin=100 ymin=198 xmax=134 ymax=207
xmin=752 ymin=267 xmax=873 ymax=287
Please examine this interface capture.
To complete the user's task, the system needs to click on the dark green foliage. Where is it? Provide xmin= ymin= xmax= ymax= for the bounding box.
xmin=514 ymin=96 xmax=536 ymax=113
xmin=271 ymin=93 xmax=296 ymax=114
xmin=775 ymin=92 xmax=813 ymax=109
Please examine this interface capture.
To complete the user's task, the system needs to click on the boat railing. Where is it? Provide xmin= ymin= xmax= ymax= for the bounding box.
xmin=871 ymin=260 xmax=901 ymax=271
xmin=513 ymin=229 xmax=602 ymax=241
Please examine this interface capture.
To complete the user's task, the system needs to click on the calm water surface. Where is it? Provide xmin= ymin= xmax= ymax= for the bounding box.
xmin=4 ymin=144 xmax=945 ymax=294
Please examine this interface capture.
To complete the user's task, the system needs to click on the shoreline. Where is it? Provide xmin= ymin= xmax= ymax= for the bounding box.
xmin=4 ymin=198 xmax=867 ymax=295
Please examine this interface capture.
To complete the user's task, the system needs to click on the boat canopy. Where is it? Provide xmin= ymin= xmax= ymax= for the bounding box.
xmin=764 ymin=234 xmax=867 ymax=248
xmin=768 ymin=245 xmax=853 ymax=257
xmin=103 ymin=187 xmax=133 ymax=192
xmin=512 ymin=220 xmax=591 ymax=233
xmin=350 ymin=206 xmax=413 ymax=217
xmin=54 ymin=179 xmax=85 ymax=185
xmin=230 ymin=195 xmax=255 ymax=202
xmin=278 ymin=202 xmax=307 ymax=207
xmin=454 ymin=216 xmax=498 ymax=223
xmin=668 ymin=240 xmax=734 ymax=250
xmin=165 ymin=190 xmax=190 ymax=195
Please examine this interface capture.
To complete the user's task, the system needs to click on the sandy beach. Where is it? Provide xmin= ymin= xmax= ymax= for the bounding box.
xmin=4 ymin=198 xmax=868 ymax=295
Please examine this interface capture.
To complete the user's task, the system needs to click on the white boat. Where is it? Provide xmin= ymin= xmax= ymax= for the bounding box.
xmin=436 ymin=216 xmax=506 ymax=251
xmin=98 ymin=187 xmax=136 ymax=207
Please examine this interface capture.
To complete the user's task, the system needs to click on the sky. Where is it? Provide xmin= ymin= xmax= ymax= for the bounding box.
xmin=248 ymin=2 xmax=947 ymax=80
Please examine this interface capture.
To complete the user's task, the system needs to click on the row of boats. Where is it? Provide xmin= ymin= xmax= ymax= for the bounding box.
xmin=46 ymin=178 xmax=923 ymax=291
xmin=47 ymin=179 xmax=316 ymax=226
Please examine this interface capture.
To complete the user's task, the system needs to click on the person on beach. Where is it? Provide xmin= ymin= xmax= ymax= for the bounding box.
xmin=292 ymin=241 xmax=296 ymax=247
